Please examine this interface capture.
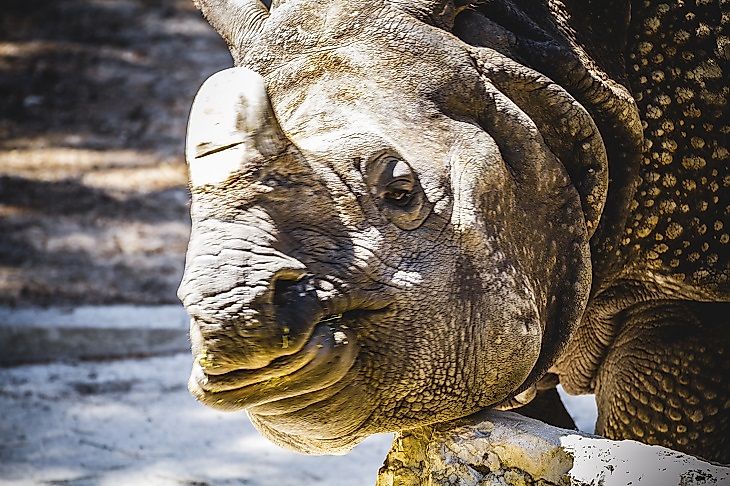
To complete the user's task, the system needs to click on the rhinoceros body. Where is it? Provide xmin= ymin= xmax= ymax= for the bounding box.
xmin=177 ymin=0 xmax=728 ymax=462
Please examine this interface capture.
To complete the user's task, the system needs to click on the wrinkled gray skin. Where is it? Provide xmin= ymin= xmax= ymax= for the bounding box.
xmin=178 ymin=0 xmax=729 ymax=461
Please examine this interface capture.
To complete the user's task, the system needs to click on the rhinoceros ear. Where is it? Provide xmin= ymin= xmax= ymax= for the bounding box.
xmin=186 ymin=67 xmax=290 ymax=188
xmin=471 ymin=47 xmax=609 ymax=238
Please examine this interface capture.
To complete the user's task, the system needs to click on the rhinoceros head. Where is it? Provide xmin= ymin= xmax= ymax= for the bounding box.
xmin=178 ymin=0 xmax=608 ymax=453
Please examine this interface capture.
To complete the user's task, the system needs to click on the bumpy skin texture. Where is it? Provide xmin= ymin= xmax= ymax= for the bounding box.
xmin=595 ymin=301 xmax=728 ymax=459
xmin=547 ymin=0 xmax=729 ymax=463
xmin=178 ymin=0 xmax=729 ymax=462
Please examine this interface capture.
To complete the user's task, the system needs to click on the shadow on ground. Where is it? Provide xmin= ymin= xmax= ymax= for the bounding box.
xmin=0 ymin=0 xmax=232 ymax=306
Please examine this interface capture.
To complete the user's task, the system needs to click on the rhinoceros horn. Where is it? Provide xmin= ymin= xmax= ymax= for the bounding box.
xmin=186 ymin=67 xmax=291 ymax=188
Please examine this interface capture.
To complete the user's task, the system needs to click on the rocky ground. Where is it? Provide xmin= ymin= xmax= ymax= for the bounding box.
xmin=0 ymin=0 xmax=228 ymax=305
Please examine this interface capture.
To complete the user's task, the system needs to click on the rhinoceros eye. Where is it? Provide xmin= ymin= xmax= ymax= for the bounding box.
xmin=366 ymin=155 xmax=431 ymax=230
xmin=383 ymin=180 xmax=415 ymax=206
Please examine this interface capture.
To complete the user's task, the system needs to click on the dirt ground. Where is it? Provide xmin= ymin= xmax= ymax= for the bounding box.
xmin=0 ymin=353 xmax=395 ymax=485
xmin=0 ymin=351 xmax=596 ymax=485
xmin=0 ymin=0 xmax=232 ymax=306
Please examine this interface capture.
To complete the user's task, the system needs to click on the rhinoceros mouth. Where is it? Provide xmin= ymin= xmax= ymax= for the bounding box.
xmin=188 ymin=305 xmax=389 ymax=412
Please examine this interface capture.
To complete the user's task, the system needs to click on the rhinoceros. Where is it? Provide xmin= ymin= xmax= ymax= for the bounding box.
xmin=177 ymin=0 xmax=729 ymax=462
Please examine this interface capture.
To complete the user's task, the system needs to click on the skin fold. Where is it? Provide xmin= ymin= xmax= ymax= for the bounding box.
xmin=177 ymin=0 xmax=729 ymax=462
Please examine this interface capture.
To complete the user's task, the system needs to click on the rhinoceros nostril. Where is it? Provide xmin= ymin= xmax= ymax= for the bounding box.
xmin=270 ymin=274 xmax=321 ymax=342
xmin=272 ymin=275 xmax=315 ymax=309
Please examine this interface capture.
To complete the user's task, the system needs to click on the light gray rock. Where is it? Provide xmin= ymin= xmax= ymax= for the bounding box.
xmin=0 ymin=305 xmax=189 ymax=365
xmin=376 ymin=410 xmax=730 ymax=486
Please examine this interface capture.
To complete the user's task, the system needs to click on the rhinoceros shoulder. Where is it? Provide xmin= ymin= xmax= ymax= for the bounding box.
xmin=617 ymin=0 xmax=728 ymax=297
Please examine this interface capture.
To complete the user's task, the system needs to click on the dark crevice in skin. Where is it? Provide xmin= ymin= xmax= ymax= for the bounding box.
xmin=466 ymin=0 xmax=554 ymax=43
xmin=316 ymin=302 xmax=395 ymax=325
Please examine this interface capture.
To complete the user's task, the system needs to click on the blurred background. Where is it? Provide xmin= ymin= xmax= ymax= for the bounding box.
xmin=0 ymin=1 xmax=393 ymax=484
xmin=0 ymin=0 xmax=221 ymax=306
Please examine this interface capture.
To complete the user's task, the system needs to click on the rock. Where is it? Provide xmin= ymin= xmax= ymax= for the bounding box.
xmin=376 ymin=410 xmax=730 ymax=486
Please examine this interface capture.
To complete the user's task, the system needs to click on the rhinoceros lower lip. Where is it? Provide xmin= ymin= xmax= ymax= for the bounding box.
xmin=189 ymin=317 xmax=363 ymax=412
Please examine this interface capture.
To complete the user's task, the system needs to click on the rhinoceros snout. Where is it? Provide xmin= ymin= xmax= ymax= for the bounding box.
xmin=178 ymin=238 xmax=326 ymax=373
xmin=185 ymin=269 xmax=364 ymax=413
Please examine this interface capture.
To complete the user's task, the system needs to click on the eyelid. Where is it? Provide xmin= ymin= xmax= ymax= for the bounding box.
xmin=363 ymin=153 xmax=432 ymax=230
xmin=386 ymin=178 xmax=415 ymax=190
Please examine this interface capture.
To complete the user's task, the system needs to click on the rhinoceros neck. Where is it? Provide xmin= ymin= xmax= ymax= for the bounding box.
xmin=455 ymin=0 xmax=640 ymax=398
xmin=491 ymin=0 xmax=728 ymax=298
xmin=617 ymin=0 xmax=728 ymax=298
xmin=464 ymin=0 xmax=644 ymax=291
xmin=550 ymin=0 xmax=729 ymax=393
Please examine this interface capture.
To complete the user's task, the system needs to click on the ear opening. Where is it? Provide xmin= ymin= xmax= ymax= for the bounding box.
xmin=470 ymin=47 xmax=609 ymax=239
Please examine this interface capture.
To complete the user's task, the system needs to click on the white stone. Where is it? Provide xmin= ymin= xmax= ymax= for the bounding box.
xmin=376 ymin=410 xmax=730 ymax=486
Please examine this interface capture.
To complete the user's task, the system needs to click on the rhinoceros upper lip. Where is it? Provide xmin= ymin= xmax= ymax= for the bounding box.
xmin=189 ymin=304 xmax=391 ymax=411
xmin=193 ymin=329 xmax=329 ymax=393
xmin=193 ymin=308 xmax=369 ymax=392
